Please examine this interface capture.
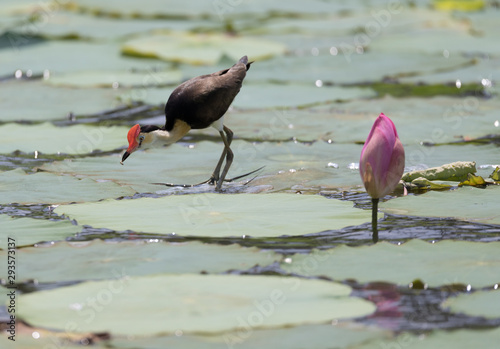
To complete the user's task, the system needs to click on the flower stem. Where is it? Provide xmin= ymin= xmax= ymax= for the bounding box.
xmin=372 ymin=198 xmax=379 ymax=243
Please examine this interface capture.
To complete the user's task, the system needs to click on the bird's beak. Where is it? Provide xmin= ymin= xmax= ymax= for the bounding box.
xmin=120 ymin=151 xmax=131 ymax=165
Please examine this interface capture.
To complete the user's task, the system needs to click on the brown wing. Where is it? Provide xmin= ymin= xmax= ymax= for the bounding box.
xmin=165 ymin=56 xmax=251 ymax=131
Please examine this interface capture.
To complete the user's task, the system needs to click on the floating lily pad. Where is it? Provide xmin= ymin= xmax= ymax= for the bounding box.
xmin=0 ymin=168 xmax=135 ymax=204
xmin=400 ymin=56 xmax=500 ymax=85
xmin=443 ymin=290 xmax=500 ymax=319
xmin=54 ymin=193 xmax=374 ymax=237
xmin=0 ymin=40 xmax=170 ymax=76
xmin=315 ymin=95 xmax=500 ymax=145
xmin=122 ymin=32 xmax=287 ymax=65
xmin=14 ymin=11 xmax=213 ymax=40
xmin=370 ymin=28 xmax=500 ymax=56
xmin=0 ymin=215 xmax=81 ymax=247
xmin=245 ymin=52 xmax=472 ymax=85
xmin=0 ymin=123 xmax=128 ymax=154
xmin=281 ymin=239 xmax=500 ymax=287
xmin=45 ymin=69 xmax=182 ymax=88
xmin=126 ymin=83 xmax=375 ymax=109
xmin=69 ymin=0 xmax=344 ymax=19
xmin=16 ymin=274 xmax=375 ymax=336
xmin=0 ymin=80 xmax=123 ymax=122
xmin=2 ymin=241 xmax=279 ymax=283
xmin=110 ymin=323 xmax=389 ymax=349
xmin=355 ymin=327 xmax=500 ymax=349
xmin=382 ymin=186 xmax=500 ymax=225
xmin=42 ymin=140 xmax=370 ymax=193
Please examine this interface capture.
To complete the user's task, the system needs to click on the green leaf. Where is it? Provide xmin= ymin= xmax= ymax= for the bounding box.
xmin=355 ymin=328 xmax=500 ymax=349
xmin=0 ymin=122 xmax=128 ymax=155
xmin=45 ymin=69 xmax=182 ymax=88
xmin=109 ymin=323 xmax=389 ymax=349
xmin=402 ymin=161 xmax=476 ymax=182
xmin=0 ymin=215 xmax=81 ymax=247
xmin=433 ymin=0 xmax=485 ymax=12
xmin=16 ymin=274 xmax=375 ymax=336
xmin=1 ymin=241 xmax=279 ymax=283
xmin=281 ymin=240 xmax=500 ymax=287
xmin=443 ymin=290 xmax=500 ymax=319
xmin=458 ymin=173 xmax=486 ymax=187
xmin=0 ymin=81 xmax=122 ymax=122
xmin=54 ymin=193 xmax=374 ymax=237
xmin=489 ymin=166 xmax=500 ymax=181
xmin=382 ymin=186 xmax=500 ymax=225
xmin=122 ymin=32 xmax=287 ymax=65
xmin=0 ymin=41 xmax=171 ymax=76
xmin=0 ymin=168 xmax=135 ymax=204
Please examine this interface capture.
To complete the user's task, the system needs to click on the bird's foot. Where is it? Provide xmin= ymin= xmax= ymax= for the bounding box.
xmin=151 ymin=166 xmax=264 ymax=188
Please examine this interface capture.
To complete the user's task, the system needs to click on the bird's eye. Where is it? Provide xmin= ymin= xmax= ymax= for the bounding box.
xmin=139 ymin=135 xmax=145 ymax=142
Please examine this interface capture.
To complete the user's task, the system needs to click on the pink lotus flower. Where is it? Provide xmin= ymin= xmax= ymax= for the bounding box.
xmin=360 ymin=113 xmax=405 ymax=199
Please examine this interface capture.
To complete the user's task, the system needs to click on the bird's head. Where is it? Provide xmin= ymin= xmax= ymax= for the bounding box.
xmin=121 ymin=124 xmax=148 ymax=165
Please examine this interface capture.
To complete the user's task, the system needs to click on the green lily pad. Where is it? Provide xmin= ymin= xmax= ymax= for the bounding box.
xmin=355 ymin=327 xmax=500 ymax=349
xmin=0 ymin=80 xmax=123 ymax=122
xmin=0 ymin=123 xmax=128 ymax=154
xmin=1 ymin=241 xmax=279 ymax=283
xmin=41 ymin=140 xmax=370 ymax=193
xmin=69 ymin=0 xmax=342 ymax=19
xmin=233 ymin=84 xmax=376 ymax=109
xmin=122 ymin=32 xmax=286 ymax=65
xmin=125 ymin=83 xmax=375 ymax=109
xmin=281 ymin=239 xmax=500 ymax=287
xmin=45 ymin=69 xmax=182 ymax=88
xmin=245 ymin=52 xmax=472 ymax=85
xmin=400 ymin=56 xmax=500 ymax=85
xmin=370 ymin=28 xmax=500 ymax=56
xmin=0 ymin=168 xmax=135 ymax=204
xmin=110 ymin=323 xmax=389 ymax=349
xmin=16 ymin=274 xmax=375 ymax=336
xmin=0 ymin=40 xmax=170 ymax=76
xmin=54 ymin=193 xmax=374 ymax=237
xmin=0 ymin=215 xmax=81 ymax=247
xmin=382 ymin=186 xmax=500 ymax=225
xmin=314 ymin=95 xmax=500 ymax=145
xmin=443 ymin=290 xmax=500 ymax=319
xmin=15 ymin=11 xmax=214 ymax=40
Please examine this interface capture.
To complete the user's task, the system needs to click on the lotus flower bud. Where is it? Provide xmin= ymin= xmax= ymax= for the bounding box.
xmin=360 ymin=113 xmax=405 ymax=199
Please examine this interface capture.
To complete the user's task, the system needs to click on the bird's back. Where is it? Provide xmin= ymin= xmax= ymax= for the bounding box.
xmin=165 ymin=56 xmax=251 ymax=131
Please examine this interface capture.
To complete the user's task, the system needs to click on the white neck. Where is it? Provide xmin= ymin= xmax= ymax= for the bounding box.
xmin=145 ymin=120 xmax=191 ymax=148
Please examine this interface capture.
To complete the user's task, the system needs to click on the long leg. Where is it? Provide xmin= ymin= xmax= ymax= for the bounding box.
xmin=209 ymin=126 xmax=233 ymax=185
xmin=215 ymin=126 xmax=234 ymax=191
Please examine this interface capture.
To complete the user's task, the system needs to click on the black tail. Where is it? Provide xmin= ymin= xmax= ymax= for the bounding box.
xmin=239 ymin=55 xmax=253 ymax=71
